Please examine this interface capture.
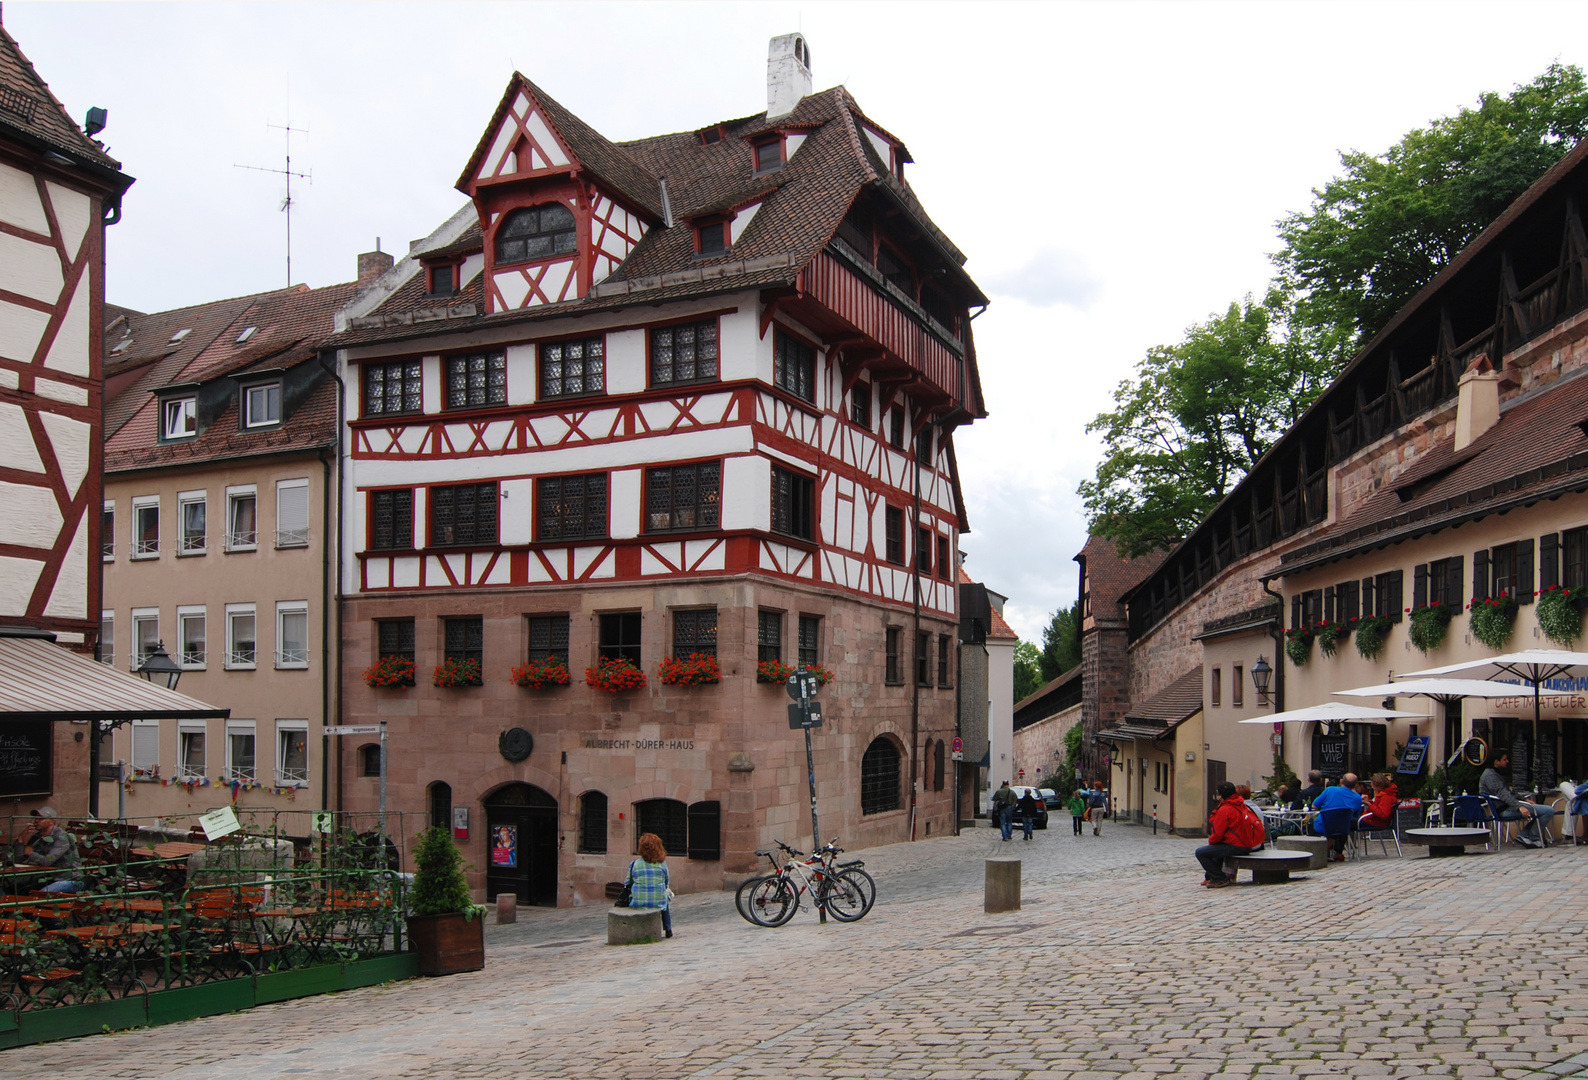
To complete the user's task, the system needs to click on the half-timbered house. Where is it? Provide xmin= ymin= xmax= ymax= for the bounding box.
xmin=330 ymin=34 xmax=989 ymax=903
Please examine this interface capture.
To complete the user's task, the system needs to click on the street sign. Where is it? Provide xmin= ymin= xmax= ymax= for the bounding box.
xmin=951 ymin=751 xmax=963 ymax=761
xmin=1018 ymin=769 xmax=1025 ymax=778
xmin=323 ymin=725 xmax=382 ymax=736
xmin=787 ymin=701 xmax=823 ymax=730
xmin=199 ymin=805 xmax=241 ymax=841
xmin=311 ymin=810 xmax=333 ymax=835
xmin=786 ymin=671 xmax=818 ymax=702
xmin=951 ymin=736 xmax=963 ymax=754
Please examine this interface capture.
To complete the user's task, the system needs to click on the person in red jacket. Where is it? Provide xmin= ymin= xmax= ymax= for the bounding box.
xmin=1196 ymin=781 xmax=1263 ymax=888
xmin=1359 ymin=773 xmax=1398 ymax=829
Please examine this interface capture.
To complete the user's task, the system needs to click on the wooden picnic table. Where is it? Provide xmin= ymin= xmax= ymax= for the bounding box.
xmin=95 ymin=897 xmax=168 ymax=914
xmin=45 ymin=922 xmax=165 ymax=944
xmin=130 ymin=842 xmax=206 ymax=860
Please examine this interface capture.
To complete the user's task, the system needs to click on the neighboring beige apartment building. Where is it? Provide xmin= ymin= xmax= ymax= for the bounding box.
xmin=97 ymin=270 xmax=370 ymax=822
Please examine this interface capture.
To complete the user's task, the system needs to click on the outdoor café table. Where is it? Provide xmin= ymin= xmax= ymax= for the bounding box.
xmin=96 ymin=897 xmax=168 ymax=915
xmin=45 ymin=922 xmax=165 ymax=945
xmin=130 ymin=842 xmax=206 ymax=860
xmin=1404 ymin=827 xmax=1491 ymax=857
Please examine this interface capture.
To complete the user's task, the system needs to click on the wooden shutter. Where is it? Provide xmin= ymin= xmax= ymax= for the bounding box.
xmin=686 ymin=800 xmax=721 ymax=861
xmin=1445 ymin=555 xmax=1464 ymax=610
xmin=1341 ymin=580 xmax=1360 ymax=620
xmin=1291 ymin=593 xmax=1302 ymax=631
xmin=1361 ymin=577 xmax=1375 ymax=617
xmin=1472 ymin=550 xmax=1489 ymax=603
xmin=1516 ymin=538 xmax=1536 ymax=604
xmin=1412 ymin=564 xmax=1428 ymax=609
xmin=1385 ymin=570 xmax=1404 ymax=622
xmin=1540 ymin=533 xmax=1560 ymax=592
xmin=1324 ymin=585 xmax=1336 ymax=623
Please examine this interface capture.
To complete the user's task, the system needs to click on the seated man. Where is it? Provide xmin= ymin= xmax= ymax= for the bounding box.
xmin=1195 ymin=781 xmax=1265 ymax=889
xmin=1311 ymin=774 xmax=1363 ymax=862
xmin=1481 ymin=752 xmax=1555 ymax=847
xmin=1295 ymin=770 xmax=1325 ymax=808
xmin=7 ymin=807 xmax=82 ymax=893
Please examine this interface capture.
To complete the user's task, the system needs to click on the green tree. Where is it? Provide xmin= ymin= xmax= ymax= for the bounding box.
xmin=410 ymin=826 xmax=474 ymax=917
xmin=1275 ymin=64 xmax=1588 ymax=347
xmin=1040 ymin=600 xmax=1082 ymax=680
xmin=1012 ymin=640 xmax=1044 ymax=703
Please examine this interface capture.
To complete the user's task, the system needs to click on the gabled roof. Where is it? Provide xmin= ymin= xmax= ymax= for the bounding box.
xmin=1122 ymin=667 xmax=1204 ymax=727
xmin=0 ymin=24 xmax=129 ymax=187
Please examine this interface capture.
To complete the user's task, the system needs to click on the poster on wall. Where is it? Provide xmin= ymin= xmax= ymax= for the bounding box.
xmin=492 ymin=824 xmax=517 ymax=867
xmin=1316 ymin=735 xmax=1348 ymax=780
xmin=1396 ymin=736 xmax=1430 ymax=776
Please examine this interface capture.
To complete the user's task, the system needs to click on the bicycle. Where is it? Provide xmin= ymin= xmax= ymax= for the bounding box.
xmin=736 ymin=839 xmax=874 ymax=926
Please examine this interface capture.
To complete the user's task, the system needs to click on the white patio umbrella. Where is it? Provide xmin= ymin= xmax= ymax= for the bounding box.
xmin=1236 ymin=701 xmax=1428 ymax=725
xmin=1403 ymin=650 xmax=1588 ymax=737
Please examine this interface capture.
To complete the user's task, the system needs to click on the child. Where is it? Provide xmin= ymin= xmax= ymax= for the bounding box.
xmin=1068 ymin=789 xmax=1086 ymax=835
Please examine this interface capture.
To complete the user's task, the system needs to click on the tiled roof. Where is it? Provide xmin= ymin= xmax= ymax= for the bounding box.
xmin=1013 ymin=663 xmax=1081 ymax=715
xmin=1278 ymin=368 xmax=1588 ymax=574
xmin=1078 ymin=536 xmax=1165 ymax=621
xmin=1121 ymin=667 xmax=1204 ymax=726
xmin=105 ymin=380 xmax=337 ymax=473
xmin=0 ymin=24 xmax=125 ymax=179
xmin=988 ymin=606 xmax=1018 ymax=641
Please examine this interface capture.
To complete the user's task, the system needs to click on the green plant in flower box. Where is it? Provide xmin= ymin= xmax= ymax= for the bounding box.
xmin=1408 ymin=602 xmax=1453 ymax=654
xmin=658 ymin=652 xmax=722 ymax=686
xmin=801 ymin=663 xmax=834 ymax=686
xmin=1283 ymin=626 xmax=1313 ymax=667
xmin=1536 ymin=584 xmax=1586 ymax=645
xmin=1353 ymin=615 xmax=1394 ymax=661
xmin=1468 ymin=595 xmax=1518 ymax=650
xmin=585 ymin=656 xmax=647 ymax=693
xmin=433 ymin=657 xmax=482 ymax=688
xmin=756 ymin=659 xmax=796 ymax=684
xmin=1314 ymin=621 xmax=1350 ymax=658
xmin=362 ymin=654 xmax=416 ymax=688
xmin=510 ymin=656 xmax=571 ymax=689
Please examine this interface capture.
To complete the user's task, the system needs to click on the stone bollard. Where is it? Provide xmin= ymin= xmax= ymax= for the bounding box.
xmin=608 ymin=907 xmax=664 ymax=945
xmin=1274 ymin=835 xmax=1329 ymax=870
xmin=496 ymin=892 xmax=517 ymax=924
xmin=984 ymin=857 xmax=1020 ymax=913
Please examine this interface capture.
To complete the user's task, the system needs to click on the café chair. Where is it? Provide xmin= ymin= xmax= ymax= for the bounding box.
xmin=1450 ymin=795 xmax=1499 ymax=850
xmin=1315 ymin=806 xmax=1359 ymax=861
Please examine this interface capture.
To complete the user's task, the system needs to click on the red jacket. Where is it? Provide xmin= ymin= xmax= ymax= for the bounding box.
xmin=1361 ymin=783 xmax=1398 ymax=827
xmin=1208 ymin=794 xmax=1258 ymax=846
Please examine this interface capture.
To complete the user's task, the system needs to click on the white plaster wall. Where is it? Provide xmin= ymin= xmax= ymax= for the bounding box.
xmin=0 ymin=300 xmax=50 ymax=364
xmin=40 ymin=413 xmax=89 ymax=498
xmin=0 ymin=481 xmax=61 ymax=547
xmin=718 ymin=308 xmax=760 ymax=383
xmin=499 ymin=478 xmax=534 ymax=545
xmin=0 ymin=161 xmax=47 ymax=233
xmin=721 ymin=455 xmax=767 ymax=531
xmin=0 ymin=555 xmax=42 ymax=616
xmin=987 ymin=638 xmax=1016 ymax=805
xmin=42 ymin=516 xmax=88 ymax=620
xmin=44 ymin=182 xmax=89 ymax=257
xmin=421 ymin=356 xmax=442 ymax=414
xmin=42 ymin=276 xmax=88 ymax=376
xmin=505 ymin=344 xmax=536 ymax=406
xmin=0 ymin=233 xmax=61 ymax=303
xmin=730 ymin=203 xmax=760 ymax=244
xmin=609 ymin=469 xmax=641 ymax=539
xmin=459 ymin=253 xmax=484 ymax=290
xmin=605 ymin=329 xmax=646 ymax=394
xmin=0 ymin=403 xmax=44 ymax=473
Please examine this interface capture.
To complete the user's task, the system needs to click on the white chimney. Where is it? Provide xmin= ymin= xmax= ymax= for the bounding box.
xmin=1454 ymin=355 xmax=1502 ymax=452
xmin=767 ymin=33 xmax=813 ymax=120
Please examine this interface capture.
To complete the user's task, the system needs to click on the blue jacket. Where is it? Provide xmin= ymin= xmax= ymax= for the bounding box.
xmin=1311 ymin=785 xmax=1363 ymax=834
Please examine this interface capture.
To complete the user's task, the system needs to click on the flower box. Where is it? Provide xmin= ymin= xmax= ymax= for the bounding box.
xmin=362 ymin=655 xmax=416 ymax=689
xmin=756 ymin=660 xmax=796 ymax=684
xmin=1537 ymin=584 xmax=1585 ymax=645
xmin=586 ymin=657 xmax=647 ymax=694
xmin=659 ymin=652 xmax=722 ymax=686
xmin=1468 ymin=595 xmax=1518 ymax=650
xmin=510 ymin=657 xmax=571 ymax=689
xmin=1283 ymin=626 xmax=1314 ymax=666
xmin=433 ymin=657 xmax=482 ymax=688
xmin=1408 ymin=603 xmax=1453 ymax=654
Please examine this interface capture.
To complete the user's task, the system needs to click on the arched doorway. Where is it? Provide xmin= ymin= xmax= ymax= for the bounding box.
xmin=482 ymin=783 xmax=558 ymax=906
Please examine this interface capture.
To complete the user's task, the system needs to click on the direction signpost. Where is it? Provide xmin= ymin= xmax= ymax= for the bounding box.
xmin=325 ymin=722 xmax=388 ymax=839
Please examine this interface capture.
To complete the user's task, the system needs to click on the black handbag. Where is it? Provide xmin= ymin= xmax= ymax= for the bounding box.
xmin=614 ymin=881 xmax=632 ymax=908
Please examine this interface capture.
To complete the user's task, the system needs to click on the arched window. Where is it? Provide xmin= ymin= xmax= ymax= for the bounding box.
xmin=359 ymin=743 xmax=381 ymax=777
xmin=933 ymin=740 xmax=946 ymax=792
xmin=579 ymin=791 xmax=608 ymax=854
xmin=861 ymin=737 xmax=901 ymax=815
xmin=634 ymin=798 xmax=688 ymax=856
xmin=428 ymin=781 xmax=452 ymax=832
xmin=495 ymin=204 xmax=577 ymax=265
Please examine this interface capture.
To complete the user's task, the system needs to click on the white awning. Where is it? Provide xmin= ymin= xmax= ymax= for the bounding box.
xmin=0 ymin=634 xmax=228 ymax=722
xmin=1332 ymin=678 xmax=1579 ymax=701
xmin=1237 ymin=701 xmax=1427 ymax=725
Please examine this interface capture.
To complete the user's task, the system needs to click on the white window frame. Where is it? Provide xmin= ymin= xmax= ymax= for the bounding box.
xmin=132 ymin=495 xmax=159 ymax=559
xmin=225 ymin=603 xmax=257 ymax=670
xmin=162 ymin=395 xmax=197 ymax=439
xmin=275 ymin=478 xmax=310 ymax=548
xmin=131 ymin=719 xmax=160 ymax=780
xmin=102 ymin=499 xmax=115 ymax=561
xmin=178 ymin=489 xmax=207 ymax=555
xmin=225 ymin=720 xmax=257 ymax=783
xmin=275 ymin=601 xmax=309 ymax=669
xmin=177 ymin=605 xmax=207 ymax=669
xmin=226 ymin=485 xmax=258 ymax=551
xmin=275 ymin=719 xmax=310 ymax=787
xmin=243 ymin=382 xmax=281 ymax=428
xmin=100 ymin=611 xmax=114 ymax=668
xmin=177 ymin=722 xmax=207 ymax=781
xmin=131 ymin=607 xmax=159 ymax=672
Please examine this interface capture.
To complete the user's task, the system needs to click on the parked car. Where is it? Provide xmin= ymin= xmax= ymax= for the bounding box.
xmin=1009 ymin=786 xmax=1049 ymax=830
xmin=1040 ymin=788 xmax=1061 ymax=810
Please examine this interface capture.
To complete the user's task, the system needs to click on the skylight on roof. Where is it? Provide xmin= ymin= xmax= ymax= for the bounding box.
xmin=236 ymin=326 xmax=257 ymax=344
xmin=110 ymin=339 xmax=130 ymax=354
xmin=169 ymin=328 xmax=191 ymax=343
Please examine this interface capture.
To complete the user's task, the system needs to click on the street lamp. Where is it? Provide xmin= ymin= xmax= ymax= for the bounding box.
xmin=1251 ymin=655 xmax=1272 ymax=707
xmin=136 ymin=641 xmax=183 ymax=691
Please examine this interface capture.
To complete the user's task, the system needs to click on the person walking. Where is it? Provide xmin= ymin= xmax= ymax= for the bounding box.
xmin=625 ymin=832 xmax=673 ymax=938
xmin=1068 ymin=788 xmax=1086 ymax=836
xmin=991 ymin=781 xmax=1017 ymax=841
xmin=1087 ymin=781 xmax=1108 ymax=836
xmin=1017 ymin=788 xmax=1040 ymax=841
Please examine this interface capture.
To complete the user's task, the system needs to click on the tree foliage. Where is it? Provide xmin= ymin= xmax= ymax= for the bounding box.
xmin=1012 ymin=640 xmax=1043 ymax=704
xmin=1040 ymin=600 xmax=1082 ymax=680
xmin=1082 ymin=64 xmax=1588 ymax=556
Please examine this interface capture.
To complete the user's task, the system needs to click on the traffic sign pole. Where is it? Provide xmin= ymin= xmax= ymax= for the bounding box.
xmin=379 ymin=721 xmax=388 ymax=844
xmin=787 ymin=672 xmax=824 ymax=920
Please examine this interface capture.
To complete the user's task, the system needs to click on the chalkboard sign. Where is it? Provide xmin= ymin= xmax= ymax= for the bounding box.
xmin=0 ymin=720 xmax=52 ymax=799
xmin=1397 ymin=736 xmax=1430 ymax=776
xmin=1536 ymin=720 xmax=1558 ymax=790
xmin=1316 ymin=735 xmax=1349 ymax=780
xmin=1511 ymin=731 xmax=1531 ymax=790
xmin=1394 ymin=800 xmax=1426 ymax=835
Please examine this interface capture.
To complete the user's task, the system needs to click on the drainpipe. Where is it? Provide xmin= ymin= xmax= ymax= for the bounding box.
xmin=909 ymin=428 xmax=922 ymax=841
xmin=317 ymin=446 xmax=333 ymax=814
xmin=317 ymin=350 xmax=347 ymax=815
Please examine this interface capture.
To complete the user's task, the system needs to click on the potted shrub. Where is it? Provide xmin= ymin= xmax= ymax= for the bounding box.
xmin=1283 ymin=626 xmax=1313 ymax=666
xmin=433 ymin=657 xmax=482 ymax=688
xmin=1408 ymin=602 xmax=1453 ymax=654
xmin=1468 ymin=595 xmax=1517 ymax=650
xmin=586 ymin=656 xmax=647 ymax=694
xmin=1353 ymin=614 xmax=1394 ymax=661
xmin=1537 ymin=584 xmax=1585 ymax=645
xmin=407 ymin=826 xmax=485 ymax=976
xmin=659 ymin=652 xmax=722 ymax=686
xmin=511 ymin=656 xmax=571 ymax=689
xmin=363 ymin=655 xmax=416 ymax=689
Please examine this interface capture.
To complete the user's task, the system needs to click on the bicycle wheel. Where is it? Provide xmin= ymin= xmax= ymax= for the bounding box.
xmin=744 ymin=875 xmax=799 ymax=927
xmin=735 ymin=875 xmax=768 ymax=925
xmin=821 ymin=868 xmax=875 ymax=922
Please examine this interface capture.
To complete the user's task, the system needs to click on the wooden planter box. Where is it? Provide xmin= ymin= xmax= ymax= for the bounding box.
xmin=407 ymin=912 xmax=485 ymax=976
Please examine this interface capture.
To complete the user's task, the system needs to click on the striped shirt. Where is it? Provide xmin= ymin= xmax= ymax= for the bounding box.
xmin=626 ymin=858 xmax=669 ymax=909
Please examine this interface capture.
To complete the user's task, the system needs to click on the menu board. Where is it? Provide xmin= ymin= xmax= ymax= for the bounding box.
xmin=1397 ymin=736 xmax=1430 ymax=776
xmin=0 ymin=720 xmax=52 ymax=799
xmin=1316 ymin=735 xmax=1349 ymax=780
xmin=1511 ymin=731 xmax=1531 ymax=790
xmin=1535 ymin=720 xmax=1558 ymax=790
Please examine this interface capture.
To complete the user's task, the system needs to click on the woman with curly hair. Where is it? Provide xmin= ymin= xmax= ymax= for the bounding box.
xmin=626 ymin=832 xmax=673 ymax=937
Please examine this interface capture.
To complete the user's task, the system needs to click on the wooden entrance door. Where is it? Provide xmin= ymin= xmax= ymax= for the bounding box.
xmin=483 ymin=783 xmax=558 ymax=906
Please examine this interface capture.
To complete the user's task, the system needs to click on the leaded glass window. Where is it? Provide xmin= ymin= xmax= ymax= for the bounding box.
xmin=650 ymin=320 xmax=718 ymax=386
xmin=757 ymin=610 xmax=782 ymax=663
xmin=645 ymin=463 xmax=719 ymax=532
xmin=635 ymin=798 xmax=688 ymax=856
xmin=445 ymin=351 xmax=506 ymax=410
xmin=430 ymin=483 xmax=498 ymax=547
xmin=540 ymin=338 xmax=604 ymax=398
xmin=378 ymin=619 xmax=415 ymax=661
xmin=673 ymin=608 xmax=718 ymax=658
xmin=365 ymin=360 xmax=422 ymax=416
xmin=536 ymin=474 xmax=607 ymax=541
xmin=861 ymin=738 xmax=900 ymax=815
xmin=599 ymin=612 xmax=641 ymax=665
xmin=370 ymin=489 xmax=413 ymax=550
xmin=444 ymin=616 xmax=483 ymax=670
xmin=495 ymin=204 xmax=577 ymax=264
xmin=529 ymin=615 xmax=570 ymax=664
xmin=798 ymin=615 xmax=820 ymax=668
xmin=771 ymin=466 xmax=814 ymax=540
xmin=773 ymin=330 xmax=815 ymax=402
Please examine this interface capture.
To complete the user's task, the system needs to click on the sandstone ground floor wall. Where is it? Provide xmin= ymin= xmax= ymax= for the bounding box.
xmin=337 ymin=574 xmax=960 ymax=904
xmin=1011 ymin=704 xmax=1080 ymax=805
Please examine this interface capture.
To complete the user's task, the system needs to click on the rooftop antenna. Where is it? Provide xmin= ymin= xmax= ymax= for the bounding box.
xmin=235 ymin=79 xmax=311 ymax=289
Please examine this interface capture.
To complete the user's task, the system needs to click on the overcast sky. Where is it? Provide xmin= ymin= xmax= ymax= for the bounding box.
xmin=10 ymin=1 xmax=1588 ymax=640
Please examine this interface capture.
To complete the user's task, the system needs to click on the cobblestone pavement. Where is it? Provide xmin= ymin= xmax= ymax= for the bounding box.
xmin=11 ymin=823 xmax=1588 ymax=1080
